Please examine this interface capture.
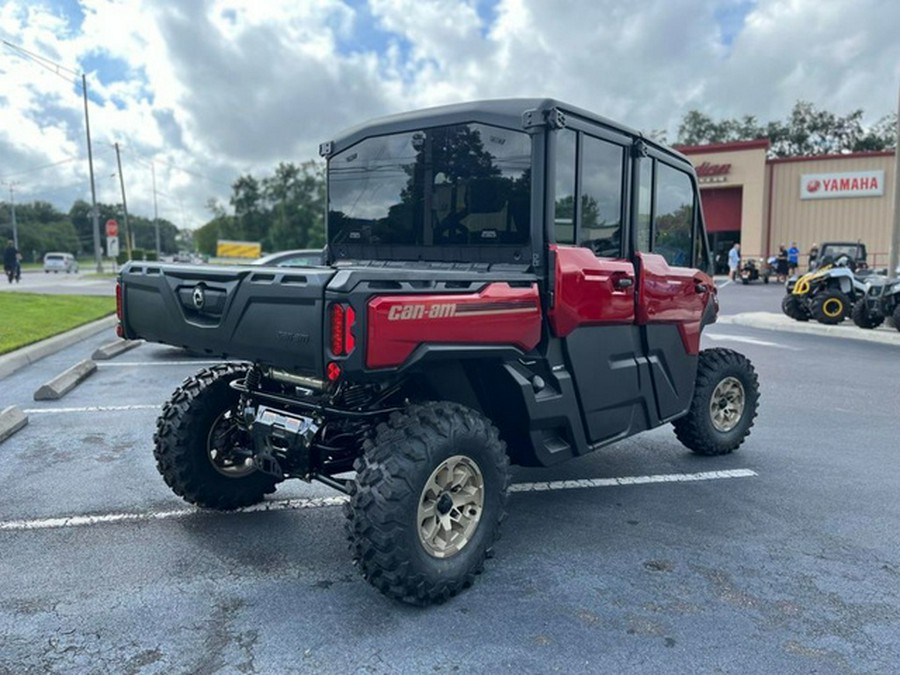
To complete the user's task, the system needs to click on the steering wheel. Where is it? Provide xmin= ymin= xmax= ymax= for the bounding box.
xmin=435 ymin=221 xmax=469 ymax=244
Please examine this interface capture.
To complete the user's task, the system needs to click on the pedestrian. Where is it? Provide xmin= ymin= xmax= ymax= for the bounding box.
xmin=788 ymin=241 xmax=799 ymax=276
xmin=3 ymin=239 xmax=20 ymax=284
xmin=808 ymin=242 xmax=819 ymax=271
xmin=776 ymin=244 xmax=789 ymax=283
xmin=728 ymin=242 xmax=741 ymax=281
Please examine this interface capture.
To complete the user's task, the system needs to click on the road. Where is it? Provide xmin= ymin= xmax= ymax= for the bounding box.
xmin=0 ymin=269 xmax=117 ymax=297
xmin=1 ymin=312 xmax=899 ymax=673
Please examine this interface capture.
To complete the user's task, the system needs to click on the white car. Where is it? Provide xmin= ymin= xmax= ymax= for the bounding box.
xmin=43 ymin=252 xmax=79 ymax=274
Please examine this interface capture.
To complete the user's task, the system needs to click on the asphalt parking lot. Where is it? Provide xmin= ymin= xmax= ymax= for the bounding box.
xmin=1 ymin=283 xmax=900 ymax=673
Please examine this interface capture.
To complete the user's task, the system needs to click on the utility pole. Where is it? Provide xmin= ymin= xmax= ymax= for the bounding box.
xmin=151 ymin=162 xmax=160 ymax=258
xmin=82 ymin=74 xmax=102 ymax=273
xmin=889 ymin=85 xmax=900 ymax=279
xmin=2 ymin=42 xmax=102 ymax=271
xmin=113 ymin=142 xmax=133 ymax=260
xmin=7 ymin=182 xmax=18 ymax=249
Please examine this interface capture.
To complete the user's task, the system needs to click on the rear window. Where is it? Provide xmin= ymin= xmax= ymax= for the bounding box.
xmin=328 ymin=123 xmax=532 ymax=249
xmin=45 ymin=255 xmax=64 ymax=261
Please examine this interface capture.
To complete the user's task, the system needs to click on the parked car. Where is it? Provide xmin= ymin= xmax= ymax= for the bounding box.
xmin=252 ymin=249 xmax=325 ymax=268
xmin=43 ymin=252 xmax=79 ymax=274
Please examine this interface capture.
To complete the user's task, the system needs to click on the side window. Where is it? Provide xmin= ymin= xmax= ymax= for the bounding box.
xmin=654 ymin=164 xmax=694 ymax=267
xmin=636 ymin=159 xmax=652 ymax=253
xmin=554 ymin=129 xmax=577 ymax=244
xmin=580 ymin=135 xmax=624 ymax=258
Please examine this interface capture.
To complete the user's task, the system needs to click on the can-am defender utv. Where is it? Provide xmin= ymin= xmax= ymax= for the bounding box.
xmin=118 ymin=99 xmax=760 ymax=605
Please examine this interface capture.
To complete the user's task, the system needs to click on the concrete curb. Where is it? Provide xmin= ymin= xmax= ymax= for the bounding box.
xmin=33 ymin=359 xmax=98 ymax=401
xmin=0 ymin=315 xmax=116 ymax=381
xmin=92 ymin=339 xmax=142 ymax=361
xmin=0 ymin=406 xmax=28 ymax=444
xmin=718 ymin=312 xmax=900 ymax=347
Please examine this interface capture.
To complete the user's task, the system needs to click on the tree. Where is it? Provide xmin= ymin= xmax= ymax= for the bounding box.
xmin=677 ymin=101 xmax=896 ymax=158
xmin=263 ymin=161 xmax=325 ymax=251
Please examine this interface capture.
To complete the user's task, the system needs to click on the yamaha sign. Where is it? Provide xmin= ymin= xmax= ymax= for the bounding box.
xmin=801 ymin=170 xmax=885 ymax=200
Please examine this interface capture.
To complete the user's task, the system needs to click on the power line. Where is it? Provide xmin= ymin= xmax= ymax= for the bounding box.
xmin=2 ymin=40 xmax=80 ymax=85
xmin=0 ymin=157 xmax=80 ymax=181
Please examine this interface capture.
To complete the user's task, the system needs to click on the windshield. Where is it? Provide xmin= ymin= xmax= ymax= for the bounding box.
xmin=327 ymin=123 xmax=531 ymax=253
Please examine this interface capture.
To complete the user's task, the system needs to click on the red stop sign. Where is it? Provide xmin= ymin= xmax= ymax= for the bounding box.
xmin=106 ymin=219 xmax=119 ymax=237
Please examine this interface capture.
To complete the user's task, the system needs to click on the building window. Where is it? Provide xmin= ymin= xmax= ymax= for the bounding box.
xmin=580 ymin=135 xmax=624 ymax=258
xmin=654 ymin=163 xmax=694 ymax=267
xmin=554 ymin=129 xmax=577 ymax=245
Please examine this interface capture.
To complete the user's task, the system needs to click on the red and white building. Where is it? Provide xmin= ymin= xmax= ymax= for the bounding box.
xmin=678 ymin=139 xmax=896 ymax=271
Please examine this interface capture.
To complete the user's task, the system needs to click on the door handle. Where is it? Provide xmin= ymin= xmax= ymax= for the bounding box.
xmin=694 ymin=282 xmax=708 ymax=294
xmin=613 ymin=276 xmax=633 ymax=290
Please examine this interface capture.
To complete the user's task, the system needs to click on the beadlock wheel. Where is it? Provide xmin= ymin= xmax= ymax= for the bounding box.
xmin=709 ymin=376 xmax=745 ymax=433
xmin=821 ymin=297 xmax=844 ymax=318
xmin=207 ymin=410 xmax=255 ymax=478
xmin=417 ymin=455 xmax=485 ymax=559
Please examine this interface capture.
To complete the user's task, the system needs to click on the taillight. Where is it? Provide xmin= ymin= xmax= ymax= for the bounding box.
xmin=329 ymin=303 xmax=356 ymax=356
xmin=330 ymin=303 xmax=346 ymax=356
xmin=115 ymin=282 xmax=124 ymax=338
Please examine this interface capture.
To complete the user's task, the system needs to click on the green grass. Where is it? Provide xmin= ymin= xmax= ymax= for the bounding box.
xmin=0 ymin=294 xmax=116 ymax=355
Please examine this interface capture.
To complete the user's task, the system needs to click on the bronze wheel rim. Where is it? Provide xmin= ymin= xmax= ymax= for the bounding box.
xmin=207 ymin=410 xmax=255 ymax=477
xmin=709 ymin=377 xmax=745 ymax=433
xmin=417 ymin=455 xmax=485 ymax=559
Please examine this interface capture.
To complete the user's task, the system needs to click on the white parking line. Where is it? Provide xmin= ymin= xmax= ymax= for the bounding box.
xmin=96 ymin=361 xmax=225 ymax=368
xmin=704 ymin=333 xmax=800 ymax=350
xmin=23 ymin=404 xmax=161 ymax=414
xmin=0 ymin=469 xmax=757 ymax=532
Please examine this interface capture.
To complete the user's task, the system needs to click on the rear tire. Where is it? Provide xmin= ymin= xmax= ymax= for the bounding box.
xmin=851 ymin=298 xmax=883 ymax=329
xmin=781 ymin=294 xmax=810 ymax=322
xmin=892 ymin=304 xmax=900 ymax=333
xmin=810 ymin=290 xmax=850 ymax=324
xmin=673 ymin=348 xmax=759 ymax=456
xmin=345 ymin=401 xmax=509 ymax=605
xmin=154 ymin=363 xmax=278 ymax=510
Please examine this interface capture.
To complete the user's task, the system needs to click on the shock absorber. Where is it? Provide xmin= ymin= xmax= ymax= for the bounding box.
xmin=240 ymin=365 xmax=263 ymax=425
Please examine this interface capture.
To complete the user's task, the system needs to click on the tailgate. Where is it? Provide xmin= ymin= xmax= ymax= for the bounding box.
xmin=120 ymin=262 xmax=333 ymax=376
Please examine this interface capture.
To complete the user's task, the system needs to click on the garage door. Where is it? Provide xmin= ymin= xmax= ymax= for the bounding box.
xmin=700 ymin=186 xmax=742 ymax=233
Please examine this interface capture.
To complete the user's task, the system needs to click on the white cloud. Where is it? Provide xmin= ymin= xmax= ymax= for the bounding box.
xmin=0 ymin=0 xmax=897 ymax=239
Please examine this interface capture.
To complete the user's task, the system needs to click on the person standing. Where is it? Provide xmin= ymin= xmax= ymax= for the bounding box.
xmin=808 ymin=242 xmax=819 ymax=271
xmin=787 ymin=241 xmax=800 ymax=276
xmin=728 ymin=242 xmax=741 ymax=281
xmin=3 ymin=239 xmax=20 ymax=284
xmin=776 ymin=244 xmax=789 ymax=283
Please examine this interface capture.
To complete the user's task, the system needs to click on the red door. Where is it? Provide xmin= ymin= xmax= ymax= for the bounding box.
xmin=635 ymin=251 xmax=713 ymax=420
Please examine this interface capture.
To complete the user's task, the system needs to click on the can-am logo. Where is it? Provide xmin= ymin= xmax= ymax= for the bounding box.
xmin=801 ymin=170 xmax=884 ymax=200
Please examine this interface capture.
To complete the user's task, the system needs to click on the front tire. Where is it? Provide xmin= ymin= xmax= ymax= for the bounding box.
xmin=673 ymin=348 xmax=759 ymax=456
xmin=892 ymin=304 xmax=900 ymax=333
xmin=810 ymin=290 xmax=850 ymax=324
xmin=345 ymin=401 xmax=509 ymax=605
xmin=781 ymin=294 xmax=810 ymax=322
xmin=851 ymin=298 xmax=884 ymax=329
xmin=154 ymin=363 xmax=278 ymax=510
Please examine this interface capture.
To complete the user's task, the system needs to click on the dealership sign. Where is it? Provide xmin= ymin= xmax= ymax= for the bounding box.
xmin=801 ymin=170 xmax=885 ymax=200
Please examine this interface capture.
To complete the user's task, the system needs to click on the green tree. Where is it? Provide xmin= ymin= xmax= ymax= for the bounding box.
xmin=677 ymin=101 xmax=896 ymax=158
xmin=263 ymin=161 xmax=325 ymax=251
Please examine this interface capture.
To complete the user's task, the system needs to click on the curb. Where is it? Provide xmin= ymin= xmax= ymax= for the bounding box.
xmin=92 ymin=339 xmax=142 ymax=361
xmin=718 ymin=312 xmax=900 ymax=347
xmin=33 ymin=359 xmax=98 ymax=401
xmin=0 ymin=406 xmax=28 ymax=444
xmin=0 ymin=315 xmax=116 ymax=381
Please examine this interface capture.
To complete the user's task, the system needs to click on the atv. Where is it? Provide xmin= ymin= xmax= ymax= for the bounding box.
xmin=782 ymin=255 xmax=870 ymax=324
xmin=851 ymin=275 xmax=900 ymax=331
xmin=740 ymin=258 xmax=771 ymax=285
xmin=118 ymin=99 xmax=760 ymax=605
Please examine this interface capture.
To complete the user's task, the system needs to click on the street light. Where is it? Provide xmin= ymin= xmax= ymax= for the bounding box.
xmin=2 ymin=40 xmax=103 ymax=272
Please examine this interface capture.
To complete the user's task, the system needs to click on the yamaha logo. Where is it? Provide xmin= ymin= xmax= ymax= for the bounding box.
xmin=192 ymin=286 xmax=205 ymax=309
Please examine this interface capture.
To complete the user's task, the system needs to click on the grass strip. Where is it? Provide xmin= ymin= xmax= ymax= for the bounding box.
xmin=0 ymin=294 xmax=115 ymax=355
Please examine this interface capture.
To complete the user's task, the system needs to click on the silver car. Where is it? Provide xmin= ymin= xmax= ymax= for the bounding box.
xmin=43 ymin=252 xmax=79 ymax=274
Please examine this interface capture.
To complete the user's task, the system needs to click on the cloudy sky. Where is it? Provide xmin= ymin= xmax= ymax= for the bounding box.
xmin=1 ymin=0 xmax=898 ymax=231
